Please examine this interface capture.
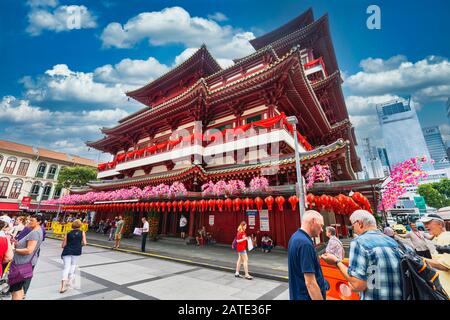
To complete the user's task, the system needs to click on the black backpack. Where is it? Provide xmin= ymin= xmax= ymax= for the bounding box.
xmin=396 ymin=241 xmax=449 ymax=300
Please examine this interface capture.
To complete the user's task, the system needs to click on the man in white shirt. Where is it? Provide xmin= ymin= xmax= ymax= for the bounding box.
xmin=396 ymin=222 xmax=433 ymax=258
xmin=179 ymin=215 xmax=187 ymax=239
xmin=141 ymin=217 xmax=150 ymax=252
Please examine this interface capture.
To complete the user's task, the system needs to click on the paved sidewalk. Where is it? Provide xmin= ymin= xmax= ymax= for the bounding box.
xmin=48 ymin=231 xmax=290 ymax=281
xmin=23 ymin=239 xmax=290 ymax=300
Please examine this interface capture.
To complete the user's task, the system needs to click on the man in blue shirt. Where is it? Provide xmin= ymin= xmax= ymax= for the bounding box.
xmin=322 ymin=209 xmax=403 ymax=300
xmin=288 ymin=210 xmax=327 ymax=300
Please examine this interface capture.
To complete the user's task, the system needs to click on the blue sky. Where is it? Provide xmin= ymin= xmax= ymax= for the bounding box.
xmin=0 ymin=0 xmax=449 ymax=162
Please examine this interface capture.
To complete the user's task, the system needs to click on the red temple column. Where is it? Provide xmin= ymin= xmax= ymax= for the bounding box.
xmin=188 ymin=209 xmax=196 ymax=238
xmin=162 ymin=212 xmax=168 ymax=235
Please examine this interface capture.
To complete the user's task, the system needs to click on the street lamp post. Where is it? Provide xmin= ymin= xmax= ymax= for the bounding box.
xmin=286 ymin=116 xmax=306 ymax=221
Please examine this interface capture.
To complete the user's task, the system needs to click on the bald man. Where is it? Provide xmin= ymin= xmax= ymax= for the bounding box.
xmin=288 ymin=210 xmax=328 ymax=300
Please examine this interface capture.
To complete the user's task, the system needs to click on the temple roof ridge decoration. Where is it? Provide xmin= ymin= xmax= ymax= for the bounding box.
xmin=249 ymin=7 xmax=314 ymax=50
xmin=89 ymin=45 xmax=306 ymax=140
xmin=125 ymin=45 xmax=222 ymax=108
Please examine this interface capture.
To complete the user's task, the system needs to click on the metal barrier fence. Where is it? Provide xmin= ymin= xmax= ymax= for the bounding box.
xmin=48 ymin=222 xmax=89 ymax=237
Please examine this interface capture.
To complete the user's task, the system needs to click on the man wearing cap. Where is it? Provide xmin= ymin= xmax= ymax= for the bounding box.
xmin=419 ymin=214 xmax=450 ymax=294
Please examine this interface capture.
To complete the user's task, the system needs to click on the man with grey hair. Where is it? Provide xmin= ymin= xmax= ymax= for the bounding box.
xmin=322 ymin=209 xmax=403 ymax=300
xmin=288 ymin=210 xmax=328 ymax=300
xmin=419 ymin=214 xmax=450 ymax=294
xmin=325 ymin=226 xmax=344 ymax=260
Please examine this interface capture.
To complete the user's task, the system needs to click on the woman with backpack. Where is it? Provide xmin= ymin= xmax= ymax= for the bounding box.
xmin=60 ymin=220 xmax=87 ymax=293
xmin=234 ymin=221 xmax=253 ymax=280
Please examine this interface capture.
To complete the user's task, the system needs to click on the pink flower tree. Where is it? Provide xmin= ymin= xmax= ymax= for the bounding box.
xmin=201 ymin=181 xmax=215 ymax=196
xmin=249 ymin=177 xmax=269 ymax=193
xmin=305 ymin=164 xmax=331 ymax=189
xmin=226 ymin=180 xmax=246 ymax=195
xmin=169 ymin=182 xmax=187 ymax=197
xmin=379 ymin=156 xmax=429 ymax=211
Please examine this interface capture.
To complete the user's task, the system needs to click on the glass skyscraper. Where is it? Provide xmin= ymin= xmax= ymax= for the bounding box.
xmin=377 ymin=98 xmax=434 ymax=171
xmin=423 ymin=126 xmax=450 ymax=169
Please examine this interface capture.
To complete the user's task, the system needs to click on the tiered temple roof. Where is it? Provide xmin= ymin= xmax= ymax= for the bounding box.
xmin=86 ymin=8 xmax=362 ymax=186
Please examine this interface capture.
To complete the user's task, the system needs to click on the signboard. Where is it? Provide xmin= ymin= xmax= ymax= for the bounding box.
xmin=259 ymin=209 xmax=270 ymax=232
xmin=209 ymin=215 xmax=214 ymax=226
xmin=246 ymin=210 xmax=257 ymax=229
xmin=20 ymin=196 xmax=32 ymax=210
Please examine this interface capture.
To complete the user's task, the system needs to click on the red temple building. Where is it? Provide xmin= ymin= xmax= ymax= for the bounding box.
xmin=69 ymin=9 xmax=379 ymax=248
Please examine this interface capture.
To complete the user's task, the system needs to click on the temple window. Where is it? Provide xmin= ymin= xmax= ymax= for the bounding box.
xmin=36 ymin=162 xmax=47 ymax=178
xmin=9 ymin=178 xmax=23 ymax=199
xmin=17 ymin=159 xmax=30 ymax=176
xmin=41 ymin=183 xmax=52 ymax=201
xmin=47 ymin=164 xmax=58 ymax=180
xmin=246 ymin=114 xmax=263 ymax=124
xmin=3 ymin=156 xmax=17 ymax=174
xmin=0 ymin=177 xmax=10 ymax=196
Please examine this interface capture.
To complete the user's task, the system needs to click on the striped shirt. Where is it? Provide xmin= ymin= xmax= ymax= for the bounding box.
xmin=347 ymin=230 xmax=403 ymax=300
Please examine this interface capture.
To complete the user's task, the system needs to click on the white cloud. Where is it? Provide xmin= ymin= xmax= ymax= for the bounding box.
xmin=345 ymin=94 xmax=401 ymax=116
xmin=27 ymin=4 xmax=97 ymax=36
xmin=27 ymin=0 xmax=58 ymax=7
xmin=0 ymin=96 xmax=51 ymax=122
xmin=174 ymin=48 xmax=234 ymax=69
xmin=0 ymin=95 xmax=128 ymax=159
xmin=22 ymin=64 xmax=132 ymax=107
xmin=359 ymin=55 xmax=408 ymax=73
xmin=100 ymin=6 xmax=255 ymax=60
xmin=345 ymin=55 xmax=450 ymax=103
xmin=94 ymin=57 xmax=170 ymax=86
xmin=207 ymin=12 xmax=228 ymax=22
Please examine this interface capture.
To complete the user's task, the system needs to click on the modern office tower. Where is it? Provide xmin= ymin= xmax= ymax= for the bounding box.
xmin=423 ymin=126 xmax=450 ymax=169
xmin=377 ymin=98 xmax=433 ymax=171
xmin=361 ymin=138 xmax=385 ymax=178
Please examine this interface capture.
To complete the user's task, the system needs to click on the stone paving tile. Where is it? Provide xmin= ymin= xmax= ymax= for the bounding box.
xmin=75 ymin=290 xmax=125 ymax=300
xmin=128 ymin=275 xmax=243 ymax=300
xmin=25 ymin=239 xmax=288 ymax=300
xmin=273 ymin=290 xmax=290 ymax=300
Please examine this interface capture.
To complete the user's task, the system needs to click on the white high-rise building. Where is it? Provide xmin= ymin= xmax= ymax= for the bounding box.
xmin=423 ymin=126 xmax=450 ymax=169
xmin=377 ymin=98 xmax=434 ymax=171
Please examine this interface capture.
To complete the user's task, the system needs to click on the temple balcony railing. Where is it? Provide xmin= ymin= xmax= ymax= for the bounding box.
xmin=303 ymin=57 xmax=327 ymax=83
xmin=97 ymin=114 xmax=313 ymax=179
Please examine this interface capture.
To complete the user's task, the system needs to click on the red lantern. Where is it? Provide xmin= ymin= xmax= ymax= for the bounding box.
xmin=265 ymin=196 xmax=274 ymax=211
xmin=178 ymin=200 xmax=184 ymax=212
xmin=208 ymin=199 xmax=215 ymax=211
xmin=306 ymin=193 xmax=315 ymax=209
xmin=233 ymin=198 xmax=241 ymax=211
xmin=166 ymin=201 xmax=172 ymax=212
xmin=244 ymin=198 xmax=254 ymax=210
xmin=319 ymin=195 xmax=328 ymax=210
xmin=275 ymin=196 xmax=285 ymax=211
xmin=140 ymin=203 xmax=145 ymax=211
xmin=149 ymin=202 xmax=154 ymax=210
xmin=225 ymin=198 xmax=233 ymax=211
xmin=155 ymin=201 xmax=160 ymax=211
xmin=184 ymin=200 xmax=190 ymax=211
xmin=200 ymin=199 xmax=207 ymax=212
xmin=172 ymin=201 xmax=178 ymax=212
xmin=190 ymin=200 xmax=197 ymax=211
xmin=216 ymin=199 xmax=224 ymax=212
xmin=289 ymin=195 xmax=299 ymax=211
xmin=254 ymin=197 xmax=263 ymax=211
xmin=160 ymin=201 xmax=167 ymax=212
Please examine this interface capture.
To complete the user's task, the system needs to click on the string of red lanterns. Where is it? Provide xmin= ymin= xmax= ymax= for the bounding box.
xmin=62 ymin=193 xmax=372 ymax=215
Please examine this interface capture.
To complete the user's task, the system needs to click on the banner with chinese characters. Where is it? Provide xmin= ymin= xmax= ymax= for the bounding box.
xmin=246 ymin=210 xmax=257 ymax=229
xmin=259 ymin=209 xmax=270 ymax=232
